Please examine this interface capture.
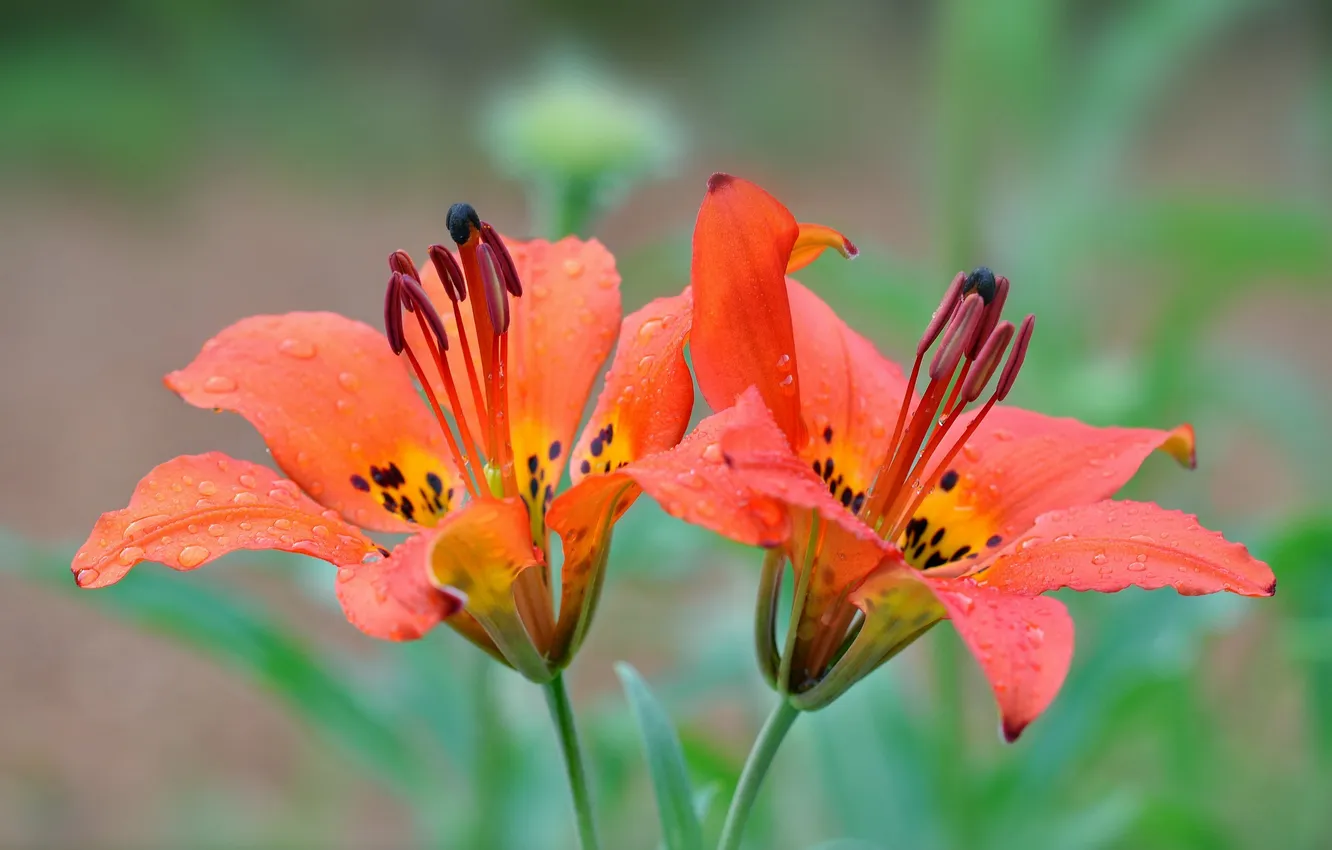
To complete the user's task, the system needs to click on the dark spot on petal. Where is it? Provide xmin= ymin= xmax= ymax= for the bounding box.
xmin=549 ymin=441 xmax=562 ymax=460
xmin=824 ymin=458 xmax=835 ymax=480
xmin=813 ymin=459 xmax=822 ymax=477
xmin=851 ymin=492 xmax=866 ymax=513
xmin=912 ymin=542 xmax=927 ymax=559
xmin=370 ymin=465 xmax=389 ymax=487
xmin=381 ymin=492 xmax=398 ymax=511
xmin=399 ymin=495 xmax=416 ymax=522
xmin=528 ymin=478 xmax=539 ymax=499
xmin=580 ymin=460 xmax=591 ymax=475
xmin=939 ymin=469 xmax=959 ymax=492
xmin=426 ymin=472 xmax=443 ymax=495
xmin=952 ymin=545 xmax=972 ymax=561
xmin=526 ymin=455 xmax=539 ymax=474
xmin=823 ymin=426 xmax=833 ymax=443
xmin=986 ymin=534 xmax=1003 ymax=548
xmin=923 ymin=551 xmax=948 ymax=569
xmin=906 ymin=516 xmax=928 ymax=547
xmin=350 ymin=474 xmax=371 ymax=492
xmin=387 ymin=463 xmax=406 ymax=488
xmin=590 ymin=437 xmax=604 ymax=457
xmin=605 ymin=423 xmax=614 ymax=443
xmin=930 ymin=528 xmax=946 ymax=546
xmin=839 ymin=488 xmax=853 ymax=508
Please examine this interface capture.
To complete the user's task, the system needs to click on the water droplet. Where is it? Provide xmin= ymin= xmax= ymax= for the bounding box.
xmin=701 ymin=443 xmax=724 ymax=464
xmin=118 ymin=546 xmax=145 ymax=565
xmin=638 ymin=318 xmax=663 ymax=342
xmin=338 ymin=372 xmax=360 ymax=391
xmin=238 ymin=473 xmax=257 ymax=489
xmin=638 ymin=354 xmax=655 ymax=371
xmin=196 ymin=480 xmax=218 ymax=496
xmin=312 ymin=525 xmax=330 ymax=537
xmin=273 ymin=518 xmax=293 ymax=530
xmin=203 ymin=375 xmax=237 ymax=393
xmin=337 ymin=567 xmax=356 ymax=582
xmin=1127 ymin=561 xmax=1147 ymax=572
xmin=563 ymin=258 xmax=583 ymax=277
xmin=993 ymin=429 xmax=1014 ymax=441
xmin=1129 ymin=533 xmax=1155 ymax=544
xmin=207 ymin=523 xmax=226 ymax=537
xmin=1053 ymin=534 xmax=1076 ymax=543
xmin=335 ymin=398 xmax=353 ymax=414
xmin=178 ymin=545 xmax=209 ymax=568
xmin=123 ymin=514 xmax=169 ymax=538
xmin=962 ymin=443 xmax=981 ymax=462
xmin=75 ymin=568 xmax=100 ymax=585
xmin=954 ymin=594 xmax=975 ymax=614
xmin=1091 ymin=552 xmax=1108 ymax=565
xmin=232 ymin=492 xmax=259 ymax=505
xmin=679 ymin=469 xmax=706 ymax=490
xmin=696 ymin=500 xmax=717 ymax=518
xmin=278 ymin=338 xmax=317 ymax=359
xmin=361 ymin=551 xmax=384 ymax=565
xmin=238 ymin=521 xmax=253 ymax=531
xmin=776 ymin=353 xmax=792 ymax=371
xmin=778 ymin=374 xmax=795 ymax=394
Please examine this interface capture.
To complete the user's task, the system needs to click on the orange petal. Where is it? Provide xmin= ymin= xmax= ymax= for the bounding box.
xmin=974 ymin=499 xmax=1276 ymax=598
xmin=72 ymin=453 xmax=380 ymax=588
xmin=167 ymin=312 xmax=461 ymax=533
xmin=424 ymin=498 xmax=549 ymax=680
xmin=786 ymin=222 xmax=858 ymax=273
xmin=789 ymin=279 xmax=914 ymax=507
xmin=335 ymin=530 xmax=464 ymax=641
xmin=924 ymin=576 xmax=1075 ymax=742
xmin=904 ymin=406 xmax=1197 ymax=571
xmin=544 ymin=473 xmax=640 ymax=666
xmin=508 ymin=238 xmax=623 ymax=513
xmin=690 ymin=174 xmax=805 ymax=445
xmin=570 ymin=289 xmax=694 ymax=483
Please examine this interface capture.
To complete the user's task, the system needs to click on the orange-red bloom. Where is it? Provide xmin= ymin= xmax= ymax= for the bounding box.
xmin=73 ymin=204 xmax=696 ymax=681
xmin=629 ymin=174 xmax=1275 ymax=739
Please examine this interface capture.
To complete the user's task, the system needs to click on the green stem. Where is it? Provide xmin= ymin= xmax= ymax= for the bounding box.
xmin=716 ymin=698 xmax=800 ymax=850
xmin=544 ymin=674 xmax=601 ymax=850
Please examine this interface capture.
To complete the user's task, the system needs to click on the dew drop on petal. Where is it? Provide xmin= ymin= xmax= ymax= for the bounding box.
xmin=701 ymin=443 xmax=724 ymax=464
xmin=1091 ymin=552 xmax=1108 ymax=566
xmin=337 ymin=567 xmax=356 ymax=582
xmin=1127 ymin=561 xmax=1147 ymax=572
xmin=207 ymin=524 xmax=226 ymax=537
xmin=954 ymin=593 xmax=975 ymax=614
xmin=118 ymin=546 xmax=145 ymax=566
xmin=563 ymin=258 xmax=583 ymax=277
xmin=75 ymin=568 xmax=100 ymax=585
xmin=232 ymin=492 xmax=259 ymax=505
xmin=338 ymin=371 xmax=360 ymax=391
xmin=273 ymin=518 xmax=293 ymax=531
xmin=361 ymin=551 xmax=384 ymax=565
xmin=203 ymin=376 xmax=237 ymax=393
xmin=638 ymin=318 xmax=663 ymax=343
xmin=178 ymin=545 xmax=210 ymax=568
xmin=197 ymin=480 xmax=218 ymax=496
xmin=278 ymin=338 xmax=317 ymax=359
xmin=238 ymin=473 xmax=258 ymax=489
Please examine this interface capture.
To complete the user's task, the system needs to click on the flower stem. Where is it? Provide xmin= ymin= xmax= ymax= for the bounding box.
xmin=717 ymin=698 xmax=800 ymax=850
xmin=544 ymin=673 xmax=601 ymax=850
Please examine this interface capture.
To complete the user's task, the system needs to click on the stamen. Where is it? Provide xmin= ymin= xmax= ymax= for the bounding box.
xmin=428 ymin=244 xmax=468 ymax=303
xmin=918 ymin=271 xmax=966 ymax=357
xmin=383 ymin=273 xmax=407 ymax=354
xmin=476 ymin=242 xmax=511 ymax=334
xmin=928 ymin=293 xmax=983 ymax=381
xmin=480 ymin=223 xmax=523 ymax=296
xmin=967 ymin=274 xmax=1009 ymax=359
xmin=396 ymin=274 xmax=449 ymax=352
xmin=961 ymin=321 xmax=1015 ymax=404
xmin=388 ymin=249 xmax=419 ymax=281
xmin=995 ymin=315 xmax=1034 ymax=401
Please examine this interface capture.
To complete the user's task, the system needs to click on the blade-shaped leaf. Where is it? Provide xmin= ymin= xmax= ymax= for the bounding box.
xmin=616 ymin=662 xmax=703 ymax=850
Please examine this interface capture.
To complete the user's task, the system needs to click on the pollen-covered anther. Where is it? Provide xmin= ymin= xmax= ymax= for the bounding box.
xmin=928 ymin=292 xmax=984 ymax=381
xmin=446 ymin=202 xmax=481 ymax=246
xmin=995 ymin=314 xmax=1035 ymax=401
xmin=480 ymin=222 xmax=523 ymax=296
xmin=961 ymin=321 xmax=1015 ymax=403
xmin=476 ymin=242 xmax=511 ymax=334
xmin=428 ymin=244 xmax=468 ymax=303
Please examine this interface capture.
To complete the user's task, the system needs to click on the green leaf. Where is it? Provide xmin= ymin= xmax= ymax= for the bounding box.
xmin=0 ymin=533 xmax=429 ymax=795
xmin=806 ymin=841 xmax=885 ymax=850
xmin=616 ymin=662 xmax=704 ymax=850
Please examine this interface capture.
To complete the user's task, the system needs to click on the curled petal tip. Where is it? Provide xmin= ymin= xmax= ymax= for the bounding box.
xmin=707 ymin=172 xmax=734 ymax=192
xmin=1162 ymin=423 xmax=1197 ymax=470
xmin=1002 ymin=719 xmax=1028 ymax=743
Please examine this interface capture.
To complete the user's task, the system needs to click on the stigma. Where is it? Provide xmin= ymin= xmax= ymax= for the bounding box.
xmin=383 ymin=206 xmax=524 ymax=501
xmin=858 ymin=267 xmax=1034 ymax=543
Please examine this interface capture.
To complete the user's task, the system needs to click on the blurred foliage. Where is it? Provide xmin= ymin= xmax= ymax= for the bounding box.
xmin=3 ymin=0 xmax=1331 ymax=847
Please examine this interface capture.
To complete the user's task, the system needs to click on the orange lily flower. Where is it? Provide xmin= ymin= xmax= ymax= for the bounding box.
xmin=72 ymin=203 xmax=695 ymax=682
xmin=627 ymin=174 xmax=1276 ymax=739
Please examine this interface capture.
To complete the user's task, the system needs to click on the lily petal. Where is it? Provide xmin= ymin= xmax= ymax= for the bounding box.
xmin=424 ymin=498 xmax=549 ymax=680
xmin=691 ymin=174 xmax=805 ymax=446
xmin=167 ymin=312 xmax=461 ymax=533
xmin=925 ymin=576 xmax=1075 ymax=742
xmin=786 ymin=222 xmax=858 ymax=273
xmin=335 ymin=530 xmax=464 ymax=641
xmin=974 ymin=499 xmax=1276 ymax=597
xmin=72 ymin=453 xmax=379 ymax=588
xmin=508 ymin=238 xmax=623 ymax=513
xmin=905 ymin=406 xmax=1196 ymax=571
xmin=547 ymin=290 xmax=695 ymax=664
xmin=789 ymin=279 xmax=913 ymax=506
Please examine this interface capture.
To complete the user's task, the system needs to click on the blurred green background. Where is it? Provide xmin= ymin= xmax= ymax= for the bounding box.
xmin=1 ymin=0 xmax=1330 ymax=847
